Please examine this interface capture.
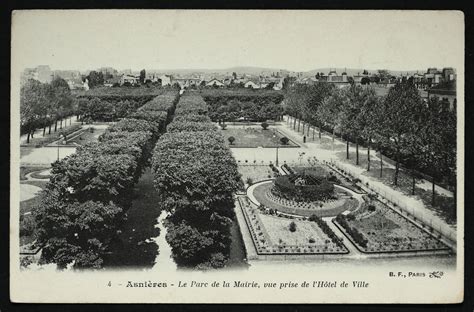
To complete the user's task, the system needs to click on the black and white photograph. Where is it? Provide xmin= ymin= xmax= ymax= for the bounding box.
xmin=10 ymin=10 xmax=464 ymax=303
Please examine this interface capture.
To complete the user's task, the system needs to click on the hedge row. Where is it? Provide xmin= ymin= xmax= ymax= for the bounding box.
xmin=335 ymin=214 xmax=368 ymax=248
xmin=76 ymin=95 xmax=157 ymax=122
xmin=152 ymin=94 xmax=242 ymax=269
xmin=174 ymin=95 xmax=209 ymax=116
xmin=33 ymin=92 xmax=179 ymax=269
xmin=308 ymin=215 xmax=344 ymax=248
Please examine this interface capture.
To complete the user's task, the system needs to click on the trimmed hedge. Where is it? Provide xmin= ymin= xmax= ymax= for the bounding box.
xmin=335 ymin=214 xmax=368 ymax=248
xmin=167 ymin=121 xmax=217 ymax=133
xmin=152 ymin=94 xmax=242 ymax=269
xmin=32 ymin=92 xmax=179 ymax=269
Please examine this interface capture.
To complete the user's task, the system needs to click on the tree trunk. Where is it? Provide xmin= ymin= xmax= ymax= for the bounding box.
xmin=26 ymin=132 xmax=30 ymax=144
xmin=43 ymin=127 xmax=46 ymax=137
xmin=31 ymin=130 xmax=34 ymax=138
xmin=432 ymin=177 xmax=436 ymax=206
xmin=356 ymin=138 xmax=359 ymax=165
xmin=346 ymin=138 xmax=349 ymax=159
xmin=312 ymin=127 xmax=315 ymax=140
xmin=49 ymin=124 xmax=52 ymax=134
xmin=293 ymin=115 xmax=296 ymax=130
xmin=60 ymin=119 xmax=63 ymax=129
xmin=319 ymin=127 xmax=322 ymax=139
xmin=380 ymin=153 xmax=383 ymax=178
xmin=332 ymin=128 xmax=335 ymax=150
xmin=367 ymin=137 xmax=371 ymax=171
xmin=302 ymin=121 xmax=305 ymax=133
xmin=394 ymin=150 xmax=400 ymax=186
xmin=54 ymin=120 xmax=58 ymax=132
xmin=297 ymin=117 xmax=301 ymax=132
xmin=412 ymin=170 xmax=416 ymax=195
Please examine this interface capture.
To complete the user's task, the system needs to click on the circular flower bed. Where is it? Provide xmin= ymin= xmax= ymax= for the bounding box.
xmin=272 ymin=174 xmax=335 ymax=202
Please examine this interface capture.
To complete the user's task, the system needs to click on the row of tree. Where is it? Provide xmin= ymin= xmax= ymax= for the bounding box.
xmin=284 ymin=79 xmax=456 ymax=203
xmin=152 ymin=94 xmax=242 ymax=269
xmin=33 ymin=92 xmax=179 ymax=269
xmin=201 ymin=90 xmax=284 ymax=122
xmin=20 ymin=78 xmax=75 ymax=142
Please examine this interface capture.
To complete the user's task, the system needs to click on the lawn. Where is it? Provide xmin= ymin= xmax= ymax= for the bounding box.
xmin=238 ymin=165 xmax=276 ymax=185
xmin=221 ymin=127 xmax=298 ymax=148
xmin=238 ymin=196 xmax=347 ymax=254
xmin=21 ymin=124 xmax=82 ymax=147
xmin=259 ymin=214 xmax=328 ymax=246
xmin=363 ymin=167 xmax=456 ymax=225
xmin=20 ymin=166 xmax=50 ymax=181
xmin=337 ymin=199 xmax=449 ymax=253
xmin=67 ymin=126 xmax=107 ymax=146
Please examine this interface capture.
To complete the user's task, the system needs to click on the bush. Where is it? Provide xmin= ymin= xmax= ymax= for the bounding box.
xmin=280 ymin=137 xmax=289 ymax=145
xmin=368 ymin=204 xmax=376 ymax=212
xmin=288 ymin=221 xmax=297 ymax=232
xmin=220 ymin=123 xmax=227 ymax=130
xmin=246 ymin=177 xmax=253 ymax=185
xmin=228 ymin=136 xmax=236 ymax=145
xmin=261 ymin=122 xmax=269 ymax=130
xmin=273 ymin=174 xmax=334 ymax=202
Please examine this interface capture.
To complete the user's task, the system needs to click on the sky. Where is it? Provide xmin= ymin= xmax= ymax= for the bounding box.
xmin=11 ymin=10 xmax=464 ymax=73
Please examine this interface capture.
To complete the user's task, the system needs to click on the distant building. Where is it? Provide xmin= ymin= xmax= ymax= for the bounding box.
xmin=173 ymin=77 xmax=202 ymax=88
xmin=244 ymin=80 xmax=260 ymax=89
xmin=66 ymin=77 xmax=86 ymax=90
xmin=104 ymin=76 xmax=121 ymax=87
xmin=120 ymin=74 xmax=139 ymax=85
xmin=159 ymin=75 xmax=173 ymax=86
xmin=206 ymin=78 xmax=225 ymax=87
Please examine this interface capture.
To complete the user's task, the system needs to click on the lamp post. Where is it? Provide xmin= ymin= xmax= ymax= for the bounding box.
xmin=273 ymin=133 xmax=279 ymax=166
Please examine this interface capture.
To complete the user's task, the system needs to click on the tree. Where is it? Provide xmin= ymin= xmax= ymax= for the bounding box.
xmin=361 ymin=77 xmax=371 ymax=85
xmin=419 ymin=96 xmax=456 ymax=204
xmin=50 ymin=77 xmax=73 ymax=131
xmin=228 ymin=136 xmax=235 ymax=145
xmin=379 ymin=79 xmax=424 ymax=186
xmin=20 ymin=79 xmax=47 ymax=142
xmin=318 ymin=88 xmax=347 ymax=149
xmin=86 ymin=71 xmax=104 ymax=88
xmin=139 ymin=69 xmax=146 ymax=84
xmin=261 ymin=121 xmax=269 ymax=130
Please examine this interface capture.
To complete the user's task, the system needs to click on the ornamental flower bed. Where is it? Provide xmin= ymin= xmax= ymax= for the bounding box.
xmin=334 ymin=199 xmax=449 ymax=253
xmin=238 ymin=197 xmax=348 ymax=254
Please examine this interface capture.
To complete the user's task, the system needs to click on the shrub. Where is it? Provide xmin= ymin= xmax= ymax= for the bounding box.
xmin=246 ymin=177 xmax=253 ymax=185
xmin=288 ymin=221 xmax=297 ymax=232
xmin=309 ymin=238 xmax=315 ymax=243
xmin=261 ymin=122 xmax=269 ymax=130
xmin=280 ymin=136 xmax=289 ymax=145
xmin=273 ymin=174 xmax=334 ymax=202
xmin=368 ymin=204 xmax=376 ymax=212
xmin=228 ymin=136 xmax=236 ymax=145
xmin=220 ymin=123 xmax=227 ymax=130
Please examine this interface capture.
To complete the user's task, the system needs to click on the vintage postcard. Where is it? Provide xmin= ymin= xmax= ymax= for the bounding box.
xmin=10 ymin=10 xmax=464 ymax=303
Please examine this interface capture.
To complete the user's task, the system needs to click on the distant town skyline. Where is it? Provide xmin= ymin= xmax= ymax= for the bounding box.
xmin=12 ymin=10 xmax=463 ymax=74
